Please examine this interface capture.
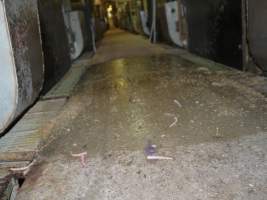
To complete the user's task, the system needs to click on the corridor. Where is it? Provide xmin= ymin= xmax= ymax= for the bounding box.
xmin=16 ymin=30 xmax=267 ymax=200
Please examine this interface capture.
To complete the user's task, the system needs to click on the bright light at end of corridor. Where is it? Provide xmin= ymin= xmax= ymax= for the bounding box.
xmin=107 ymin=5 xmax=113 ymax=18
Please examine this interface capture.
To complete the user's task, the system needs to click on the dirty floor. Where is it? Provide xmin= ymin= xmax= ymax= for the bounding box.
xmin=16 ymin=30 xmax=267 ymax=200
xmin=77 ymin=28 xmax=168 ymax=66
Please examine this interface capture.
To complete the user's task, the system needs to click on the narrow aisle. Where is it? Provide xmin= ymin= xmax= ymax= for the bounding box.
xmin=17 ymin=30 xmax=267 ymax=200
xmin=82 ymin=28 xmax=168 ymax=66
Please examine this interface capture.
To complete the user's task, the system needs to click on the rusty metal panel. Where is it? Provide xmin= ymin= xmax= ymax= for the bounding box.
xmin=0 ymin=0 xmax=44 ymax=134
xmin=184 ymin=0 xmax=242 ymax=69
xmin=247 ymin=0 xmax=267 ymax=73
xmin=158 ymin=5 xmax=171 ymax=43
xmin=38 ymin=0 xmax=71 ymax=93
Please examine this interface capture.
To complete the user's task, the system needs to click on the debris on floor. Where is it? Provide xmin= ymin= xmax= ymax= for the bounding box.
xmin=164 ymin=113 xmax=178 ymax=128
xmin=144 ymin=142 xmax=157 ymax=156
xmin=213 ymin=127 xmax=224 ymax=138
xmin=174 ymin=99 xmax=182 ymax=108
xmin=169 ymin=117 xmax=178 ymax=128
xmin=10 ymin=160 xmax=37 ymax=176
xmin=146 ymin=155 xmax=173 ymax=160
xmin=71 ymin=152 xmax=87 ymax=167
xmin=144 ymin=142 xmax=173 ymax=161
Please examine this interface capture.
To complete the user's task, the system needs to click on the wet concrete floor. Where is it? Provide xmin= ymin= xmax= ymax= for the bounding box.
xmin=16 ymin=30 xmax=267 ymax=200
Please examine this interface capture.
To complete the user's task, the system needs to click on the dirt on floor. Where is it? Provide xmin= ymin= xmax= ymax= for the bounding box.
xmin=16 ymin=30 xmax=267 ymax=200
xmin=73 ymin=28 xmax=176 ymax=68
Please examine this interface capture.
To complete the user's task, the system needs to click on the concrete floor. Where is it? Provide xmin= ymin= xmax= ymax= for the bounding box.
xmin=17 ymin=30 xmax=267 ymax=200
xmin=79 ymin=29 xmax=168 ymax=66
